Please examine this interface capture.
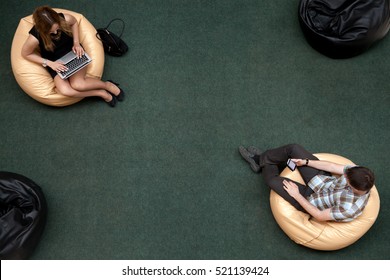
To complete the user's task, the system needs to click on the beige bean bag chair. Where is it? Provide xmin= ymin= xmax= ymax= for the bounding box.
xmin=11 ymin=8 xmax=104 ymax=106
xmin=270 ymin=153 xmax=380 ymax=250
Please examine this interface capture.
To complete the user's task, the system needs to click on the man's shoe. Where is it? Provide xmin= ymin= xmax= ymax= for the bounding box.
xmin=248 ymin=146 xmax=262 ymax=156
xmin=238 ymin=146 xmax=260 ymax=173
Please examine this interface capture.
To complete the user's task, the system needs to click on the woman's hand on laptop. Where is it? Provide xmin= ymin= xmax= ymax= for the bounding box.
xmin=49 ymin=61 xmax=68 ymax=73
xmin=72 ymin=43 xmax=84 ymax=59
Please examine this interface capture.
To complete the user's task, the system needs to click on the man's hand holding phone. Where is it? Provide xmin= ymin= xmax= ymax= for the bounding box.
xmin=287 ymin=158 xmax=311 ymax=171
xmin=287 ymin=158 xmax=297 ymax=171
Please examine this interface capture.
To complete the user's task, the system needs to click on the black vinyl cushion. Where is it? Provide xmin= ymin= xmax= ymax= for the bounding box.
xmin=0 ymin=172 xmax=47 ymax=259
xmin=298 ymin=0 xmax=390 ymax=58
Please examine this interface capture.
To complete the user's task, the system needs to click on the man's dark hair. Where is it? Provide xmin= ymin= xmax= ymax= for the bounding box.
xmin=345 ymin=166 xmax=375 ymax=192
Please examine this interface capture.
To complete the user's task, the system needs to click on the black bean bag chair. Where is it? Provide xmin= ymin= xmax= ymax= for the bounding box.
xmin=0 ymin=172 xmax=47 ymax=259
xmin=298 ymin=0 xmax=390 ymax=58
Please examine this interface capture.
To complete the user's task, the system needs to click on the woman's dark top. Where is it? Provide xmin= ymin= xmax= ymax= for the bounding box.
xmin=29 ymin=13 xmax=73 ymax=78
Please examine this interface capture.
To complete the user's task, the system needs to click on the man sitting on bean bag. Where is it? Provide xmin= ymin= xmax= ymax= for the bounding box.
xmin=239 ymin=144 xmax=375 ymax=222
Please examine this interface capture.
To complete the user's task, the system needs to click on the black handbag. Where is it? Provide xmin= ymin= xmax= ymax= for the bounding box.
xmin=96 ymin=18 xmax=128 ymax=57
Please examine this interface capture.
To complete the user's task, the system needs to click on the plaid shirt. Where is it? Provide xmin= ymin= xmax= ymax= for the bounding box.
xmin=307 ymin=166 xmax=370 ymax=222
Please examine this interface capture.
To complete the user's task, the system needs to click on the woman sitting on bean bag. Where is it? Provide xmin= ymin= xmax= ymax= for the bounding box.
xmin=21 ymin=6 xmax=125 ymax=107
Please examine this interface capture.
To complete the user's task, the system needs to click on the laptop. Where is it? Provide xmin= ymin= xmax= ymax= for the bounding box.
xmin=56 ymin=51 xmax=92 ymax=79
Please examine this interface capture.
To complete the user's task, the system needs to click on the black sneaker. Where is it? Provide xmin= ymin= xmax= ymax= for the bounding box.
xmin=238 ymin=146 xmax=260 ymax=173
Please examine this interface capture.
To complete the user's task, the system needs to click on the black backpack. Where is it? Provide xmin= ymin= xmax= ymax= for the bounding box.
xmin=96 ymin=18 xmax=128 ymax=57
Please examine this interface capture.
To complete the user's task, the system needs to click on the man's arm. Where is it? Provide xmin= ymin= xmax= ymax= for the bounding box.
xmin=283 ymin=180 xmax=332 ymax=222
xmin=292 ymin=159 xmax=346 ymax=175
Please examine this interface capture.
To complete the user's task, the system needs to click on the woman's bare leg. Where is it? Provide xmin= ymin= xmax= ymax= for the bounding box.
xmin=68 ymin=68 xmax=121 ymax=95
xmin=54 ymin=75 xmax=112 ymax=101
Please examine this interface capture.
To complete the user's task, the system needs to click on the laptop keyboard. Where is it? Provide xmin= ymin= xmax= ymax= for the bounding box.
xmin=62 ymin=54 xmax=89 ymax=76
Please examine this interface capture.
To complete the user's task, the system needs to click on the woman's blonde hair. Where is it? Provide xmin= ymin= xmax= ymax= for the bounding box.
xmin=33 ymin=6 xmax=73 ymax=51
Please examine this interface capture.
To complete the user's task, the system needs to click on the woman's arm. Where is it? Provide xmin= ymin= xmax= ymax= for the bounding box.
xmin=21 ymin=35 xmax=67 ymax=72
xmin=64 ymin=13 xmax=84 ymax=57
xmin=21 ymin=35 xmax=45 ymax=65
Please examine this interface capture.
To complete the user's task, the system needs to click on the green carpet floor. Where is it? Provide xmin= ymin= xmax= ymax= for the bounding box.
xmin=1 ymin=0 xmax=389 ymax=259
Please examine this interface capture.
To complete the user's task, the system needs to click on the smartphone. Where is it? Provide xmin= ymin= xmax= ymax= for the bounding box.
xmin=287 ymin=158 xmax=297 ymax=171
